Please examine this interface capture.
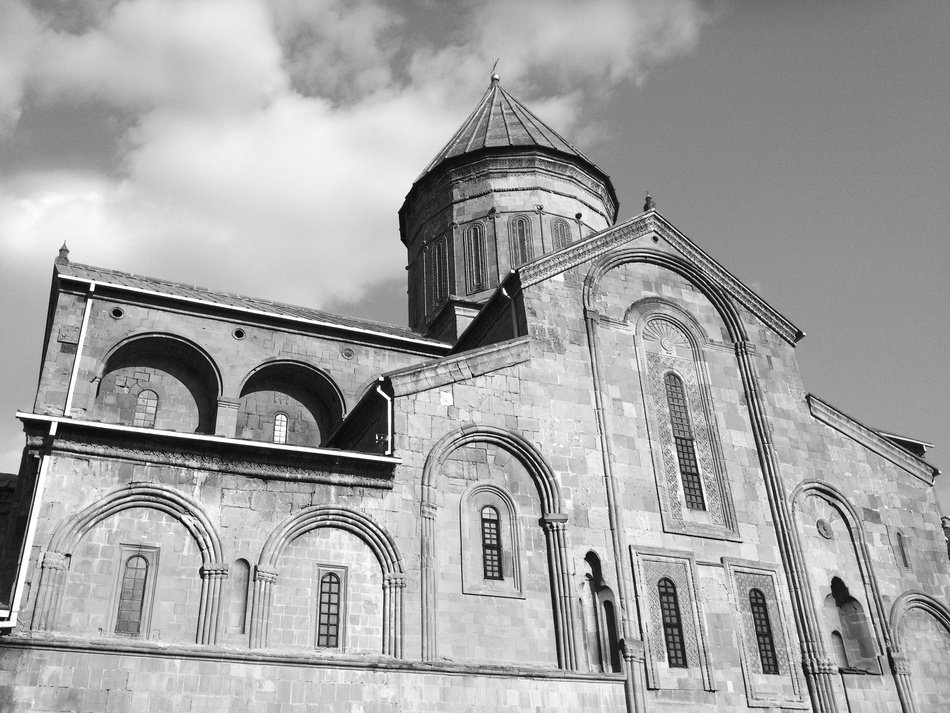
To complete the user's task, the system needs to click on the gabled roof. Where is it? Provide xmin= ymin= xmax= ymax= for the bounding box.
xmin=54 ymin=261 xmax=449 ymax=351
xmin=517 ymin=209 xmax=805 ymax=345
xmin=417 ymin=76 xmax=606 ymax=181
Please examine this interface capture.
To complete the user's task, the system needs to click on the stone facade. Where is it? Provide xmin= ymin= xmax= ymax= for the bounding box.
xmin=1 ymin=80 xmax=949 ymax=713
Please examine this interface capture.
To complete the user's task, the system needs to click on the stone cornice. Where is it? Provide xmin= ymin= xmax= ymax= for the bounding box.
xmin=806 ymin=394 xmax=937 ymax=484
xmin=0 ymin=635 xmax=626 ymax=682
xmin=519 ymin=211 xmax=804 ymax=346
xmin=19 ymin=413 xmax=397 ymax=487
xmin=385 ymin=336 xmax=531 ymax=397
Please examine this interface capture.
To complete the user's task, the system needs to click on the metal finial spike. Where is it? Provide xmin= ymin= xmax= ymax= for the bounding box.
xmin=56 ymin=242 xmax=70 ymax=264
xmin=643 ymin=192 xmax=656 ymax=212
xmin=490 ymin=58 xmax=500 ymax=84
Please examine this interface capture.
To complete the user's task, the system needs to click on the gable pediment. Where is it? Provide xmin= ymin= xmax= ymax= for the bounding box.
xmin=518 ymin=210 xmax=804 ymax=346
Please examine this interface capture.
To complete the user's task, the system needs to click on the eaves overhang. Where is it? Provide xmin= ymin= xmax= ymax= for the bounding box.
xmin=19 ymin=413 xmax=399 ymax=488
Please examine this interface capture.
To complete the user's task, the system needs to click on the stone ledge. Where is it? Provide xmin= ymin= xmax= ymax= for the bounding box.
xmin=0 ymin=635 xmax=626 ymax=683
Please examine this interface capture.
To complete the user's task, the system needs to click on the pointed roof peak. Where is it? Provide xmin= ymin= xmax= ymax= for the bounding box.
xmin=416 ymin=78 xmax=604 ymax=181
xmin=55 ymin=242 xmax=70 ymax=265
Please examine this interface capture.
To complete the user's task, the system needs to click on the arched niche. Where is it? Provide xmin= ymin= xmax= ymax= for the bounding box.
xmin=91 ymin=334 xmax=221 ymax=434
xmin=578 ymin=551 xmax=621 ymax=673
xmin=237 ymin=361 xmax=345 ymax=447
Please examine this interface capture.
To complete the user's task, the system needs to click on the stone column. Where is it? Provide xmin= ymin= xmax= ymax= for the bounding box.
xmin=215 ymin=398 xmax=241 ymax=438
xmin=197 ymin=563 xmax=229 ymax=645
xmin=622 ymin=639 xmax=648 ymax=713
xmin=31 ymin=551 xmax=69 ymax=631
xmin=542 ymin=513 xmax=578 ymax=670
xmin=248 ymin=565 xmax=278 ymax=648
xmin=419 ymin=500 xmax=437 ymax=661
xmin=383 ymin=573 xmax=406 ymax=658
xmin=890 ymin=652 xmax=919 ymax=713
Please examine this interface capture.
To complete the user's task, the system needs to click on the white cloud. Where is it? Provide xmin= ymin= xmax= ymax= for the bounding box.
xmin=0 ymin=0 xmax=714 ymax=309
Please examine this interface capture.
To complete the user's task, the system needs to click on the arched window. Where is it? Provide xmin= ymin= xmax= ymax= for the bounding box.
xmin=466 ymin=223 xmax=487 ymax=292
xmin=602 ymin=599 xmax=622 ymax=672
xmin=509 ymin=216 xmax=531 ymax=267
xmin=115 ymin=555 xmax=149 ymax=636
xmin=273 ymin=413 xmax=288 ymax=445
xmin=658 ymin=577 xmax=687 ymax=667
xmin=749 ymin=588 xmax=779 ymax=674
xmin=427 ymin=238 xmax=449 ymax=307
xmin=664 ymin=373 xmax=706 ymax=511
xmin=896 ymin=531 xmax=910 ymax=569
xmin=317 ymin=571 xmax=342 ymax=648
xmin=133 ymin=389 xmax=159 ymax=428
xmin=481 ymin=506 xmax=503 ymax=580
xmin=552 ymin=219 xmax=571 ymax=250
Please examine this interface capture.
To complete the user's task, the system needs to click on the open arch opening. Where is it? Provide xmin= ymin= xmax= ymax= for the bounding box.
xmin=92 ymin=334 xmax=221 ymax=434
xmin=238 ymin=361 xmax=345 ymax=447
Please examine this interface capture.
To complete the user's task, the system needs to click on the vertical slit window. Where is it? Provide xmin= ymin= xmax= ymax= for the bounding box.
xmin=133 ymin=389 xmax=158 ymax=428
xmin=481 ymin=506 xmax=503 ymax=580
xmin=664 ymin=373 xmax=705 ymax=510
xmin=428 ymin=238 xmax=449 ymax=307
xmin=115 ymin=555 xmax=149 ymax=636
xmin=467 ymin=223 xmax=487 ymax=292
xmin=603 ymin=600 xmax=622 ymax=672
xmin=552 ymin=219 xmax=571 ymax=250
xmin=509 ymin=217 xmax=531 ymax=267
xmin=273 ymin=413 xmax=288 ymax=444
xmin=658 ymin=577 xmax=687 ymax=667
xmin=749 ymin=588 xmax=779 ymax=674
xmin=897 ymin=532 xmax=910 ymax=568
xmin=317 ymin=572 xmax=342 ymax=648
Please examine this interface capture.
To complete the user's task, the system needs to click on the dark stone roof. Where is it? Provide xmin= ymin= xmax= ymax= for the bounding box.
xmin=55 ymin=262 xmax=449 ymax=349
xmin=417 ymin=76 xmax=604 ymax=180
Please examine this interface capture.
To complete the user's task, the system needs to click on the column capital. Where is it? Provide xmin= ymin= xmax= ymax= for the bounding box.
xmin=255 ymin=565 xmax=279 ymax=583
xmin=41 ymin=551 xmax=69 ymax=571
xmin=200 ymin=564 xmax=230 ymax=579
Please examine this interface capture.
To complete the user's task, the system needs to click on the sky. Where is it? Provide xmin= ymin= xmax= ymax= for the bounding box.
xmin=0 ymin=0 xmax=948 ymax=509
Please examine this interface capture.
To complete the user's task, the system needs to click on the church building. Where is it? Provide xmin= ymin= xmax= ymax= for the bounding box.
xmin=1 ymin=76 xmax=948 ymax=712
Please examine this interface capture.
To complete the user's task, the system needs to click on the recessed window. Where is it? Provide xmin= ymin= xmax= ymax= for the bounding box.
xmin=658 ymin=577 xmax=687 ymax=668
xmin=466 ymin=222 xmax=487 ymax=292
xmin=896 ymin=531 xmax=910 ymax=569
xmin=232 ymin=328 xmax=246 ymax=340
xmin=273 ymin=413 xmax=288 ymax=445
xmin=133 ymin=389 xmax=159 ymax=428
xmin=316 ymin=570 xmax=343 ymax=648
xmin=110 ymin=307 xmax=125 ymax=319
xmin=664 ymin=373 xmax=705 ymax=511
xmin=427 ymin=238 xmax=449 ymax=308
xmin=749 ymin=588 xmax=779 ymax=674
xmin=509 ymin=216 xmax=531 ymax=267
xmin=551 ymin=219 xmax=571 ymax=250
xmin=481 ymin=506 xmax=503 ymax=580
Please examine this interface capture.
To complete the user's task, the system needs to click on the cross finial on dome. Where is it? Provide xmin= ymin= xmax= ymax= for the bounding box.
xmin=643 ymin=192 xmax=656 ymax=212
xmin=56 ymin=242 xmax=70 ymax=265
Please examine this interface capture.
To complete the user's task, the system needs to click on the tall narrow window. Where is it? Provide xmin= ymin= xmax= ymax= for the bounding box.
xmin=427 ymin=238 xmax=449 ymax=307
xmin=658 ymin=577 xmax=687 ymax=667
xmin=115 ymin=555 xmax=149 ymax=636
xmin=552 ymin=219 xmax=571 ymax=250
xmin=664 ymin=373 xmax=706 ymax=511
xmin=467 ymin=223 xmax=487 ymax=292
xmin=481 ymin=505 xmax=503 ymax=580
xmin=273 ymin=413 xmax=288 ymax=444
xmin=896 ymin=531 xmax=910 ymax=569
xmin=317 ymin=572 xmax=342 ymax=648
xmin=749 ymin=588 xmax=779 ymax=674
xmin=509 ymin=216 xmax=531 ymax=267
xmin=133 ymin=389 xmax=158 ymax=428
xmin=603 ymin=600 xmax=622 ymax=672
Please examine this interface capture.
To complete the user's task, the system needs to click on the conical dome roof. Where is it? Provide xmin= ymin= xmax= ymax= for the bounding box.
xmin=417 ymin=75 xmax=606 ymax=181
